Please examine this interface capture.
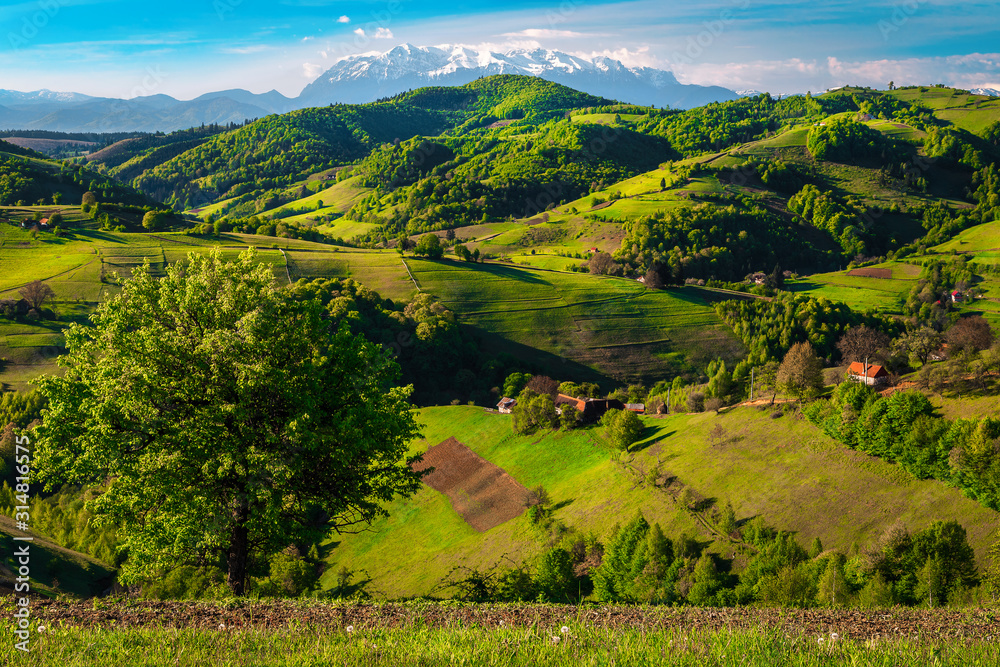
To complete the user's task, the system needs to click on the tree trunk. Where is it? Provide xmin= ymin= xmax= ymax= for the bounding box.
xmin=227 ymin=498 xmax=250 ymax=596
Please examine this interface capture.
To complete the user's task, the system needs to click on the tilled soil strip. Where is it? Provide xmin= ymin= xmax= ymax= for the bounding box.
xmin=18 ymin=599 xmax=1000 ymax=642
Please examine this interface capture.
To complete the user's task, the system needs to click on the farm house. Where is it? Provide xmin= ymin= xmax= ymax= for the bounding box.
xmin=846 ymin=362 xmax=889 ymax=386
xmin=496 ymin=397 xmax=517 ymax=413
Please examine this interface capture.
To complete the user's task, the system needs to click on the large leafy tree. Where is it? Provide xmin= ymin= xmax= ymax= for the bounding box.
xmin=777 ymin=341 xmax=825 ymax=400
xmin=32 ymin=249 xmax=423 ymax=595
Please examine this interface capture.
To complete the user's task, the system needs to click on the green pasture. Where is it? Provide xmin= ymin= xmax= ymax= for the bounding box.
xmin=936 ymin=220 xmax=1000 ymax=254
xmin=570 ymin=112 xmax=648 ymax=125
xmin=474 ymin=217 xmax=624 ymax=257
xmin=788 ymin=261 xmax=920 ymax=314
xmin=272 ymin=176 xmax=373 ymax=217
xmin=323 ymin=403 xmax=999 ymax=599
xmin=888 ymin=87 xmax=1000 ymax=134
xmin=407 ymin=259 xmax=745 ymax=382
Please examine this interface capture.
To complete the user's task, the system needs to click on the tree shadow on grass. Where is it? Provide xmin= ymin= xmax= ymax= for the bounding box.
xmin=630 ymin=429 xmax=675 ymax=453
xmin=73 ymin=229 xmax=125 ymax=244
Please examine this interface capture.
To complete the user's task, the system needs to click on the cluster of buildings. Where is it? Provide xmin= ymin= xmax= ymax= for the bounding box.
xmin=497 ymin=393 xmax=645 ymax=419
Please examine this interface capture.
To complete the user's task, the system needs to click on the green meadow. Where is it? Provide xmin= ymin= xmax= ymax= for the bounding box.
xmin=323 ymin=404 xmax=999 ymax=599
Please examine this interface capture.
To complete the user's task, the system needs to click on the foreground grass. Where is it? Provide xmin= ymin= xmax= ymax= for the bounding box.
xmin=2 ymin=622 xmax=997 ymax=666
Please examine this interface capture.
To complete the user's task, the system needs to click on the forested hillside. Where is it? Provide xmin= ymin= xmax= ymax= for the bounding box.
xmin=4 ymin=78 xmax=1000 ymax=608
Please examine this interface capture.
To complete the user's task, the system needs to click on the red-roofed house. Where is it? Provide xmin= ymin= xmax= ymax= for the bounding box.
xmin=497 ymin=397 xmax=517 ymax=413
xmin=847 ymin=362 xmax=889 ymax=386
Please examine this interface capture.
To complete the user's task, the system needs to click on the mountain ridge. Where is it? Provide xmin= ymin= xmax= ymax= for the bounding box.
xmin=2 ymin=45 xmax=738 ymax=133
xmin=299 ymin=43 xmax=736 ymax=110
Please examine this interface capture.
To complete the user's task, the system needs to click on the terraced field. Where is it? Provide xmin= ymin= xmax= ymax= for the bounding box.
xmin=407 ymin=259 xmax=745 ymax=382
xmin=788 ymin=261 xmax=921 ymax=313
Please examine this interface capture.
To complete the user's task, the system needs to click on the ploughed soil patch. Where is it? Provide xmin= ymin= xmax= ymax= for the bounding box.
xmin=847 ymin=267 xmax=892 ymax=279
xmin=17 ymin=599 xmax=1000 ymax=641
xmin=412 ymin=437 xmax=532 ymax=532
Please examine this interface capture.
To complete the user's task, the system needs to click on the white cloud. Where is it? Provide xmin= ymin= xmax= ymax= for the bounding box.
xmin=374 ymin=28 xmax=394 ymax=39
xmin=435 ymin=39 xmax=542 ymax=54
xmin=220 ymin=45 xmax=271 ymax=55
xmin=572 ymin=46 xmax=660 ymax=69
xmin=502 ymin=29 xmax=588 ymax=38
xmin=302 ymin=62 xmax=324 ymax=79
xmin=668 ymin=52 xmax=1000 ymax=95
xmin=337 ymin=15 xmax=350 ymax=24
xmin=354 ymin=28 xmax=365 ymax=36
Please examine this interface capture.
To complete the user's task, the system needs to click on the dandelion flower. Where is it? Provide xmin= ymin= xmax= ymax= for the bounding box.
xmin=561 ymin=626 xmax=569 ymax=634
xmin=818 ymin=636 xmax=825 ymax=644
xmin=346 ymin=625 xmax=354 ymax=633
xmin=37 ymin=626 xmax=46 ymax=633
xmin=499 ymin=620 xmax=505 ymax=627
xmin=831 ymin=632 xmax=839 ymax=641
xmin=219 ymin=623 xmax=226 ymax=631
xmin=551 ymin=635 xmax=561 ymax=644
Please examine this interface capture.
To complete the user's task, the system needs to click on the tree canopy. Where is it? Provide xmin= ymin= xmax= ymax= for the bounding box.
xmin=32 ymin=248 xmax=423 ymax=595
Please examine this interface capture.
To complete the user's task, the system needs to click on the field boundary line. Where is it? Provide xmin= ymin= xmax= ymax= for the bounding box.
xmin=279 ymin=249 xmax=293 ymax=285
xmin=400 ymin=257 xmax=421 ymax=292
xmin=0 ymin=257 xmax=99 ymax=296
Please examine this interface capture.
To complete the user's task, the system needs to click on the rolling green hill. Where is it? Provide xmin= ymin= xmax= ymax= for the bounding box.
xmin=0 ymin=142 xmax=149 ymax=208
xmin=322 ymin=404 xmax=999 ymax=598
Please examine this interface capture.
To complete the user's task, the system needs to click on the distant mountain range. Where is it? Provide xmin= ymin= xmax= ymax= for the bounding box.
xmin=298 ymin=44 xmax=738 ymax=110
xmin=2 ymin=44 xmax=997 ymax=134
xmin=0 ymin=88 xmax=296 ymax=134
xmin=0 ymin=45 xmax=740 ymax=133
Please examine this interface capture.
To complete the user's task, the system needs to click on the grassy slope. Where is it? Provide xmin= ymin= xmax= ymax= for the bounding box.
xmin=887 ymin=87 xmax=1000 ymax=134
xmin=324 ymin=404 xmax=999 ymax=599
xmin=0 ymin=222 xmax=741 ymax=388
xmin=407 ymin=258 xmax=745 ymax=383
xmin=787 ymin=261 xmax=922 ymax=314
xmin=0 ymin=516 xmax=114 ymax=598
xmin=0 ymin=225 xmax=303 ymax=391
xmin=322 ymin=405 xmax=702 ymax=597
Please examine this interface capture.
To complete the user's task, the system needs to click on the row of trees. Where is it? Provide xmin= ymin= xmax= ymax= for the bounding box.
xmin=806 ymin=379 xmax=1000 ymax=510
xmin=449 ymin=510 xmax=984 ymax=608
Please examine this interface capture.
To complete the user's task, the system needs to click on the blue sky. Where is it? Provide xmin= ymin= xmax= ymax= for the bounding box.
xmin=1 ymin=0 xmax=998 ymax=98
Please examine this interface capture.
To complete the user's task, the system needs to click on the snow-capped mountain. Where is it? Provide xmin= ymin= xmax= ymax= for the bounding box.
xmin=0 ymin=89 xmax=96 ymax=106
xmin=298 ymin=44 xmax=738 ymax=109
xmin=970 ymin=87 xmax=1000 ymax=97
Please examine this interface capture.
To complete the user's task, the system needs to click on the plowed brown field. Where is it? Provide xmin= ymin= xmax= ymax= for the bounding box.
xmin=846 ymin=267 xmax=892 ymax=279
xmin=18 ymin=600 xmax=1000 ymax=642
xmin=412 ymin=437 xmax=532 ymax=532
